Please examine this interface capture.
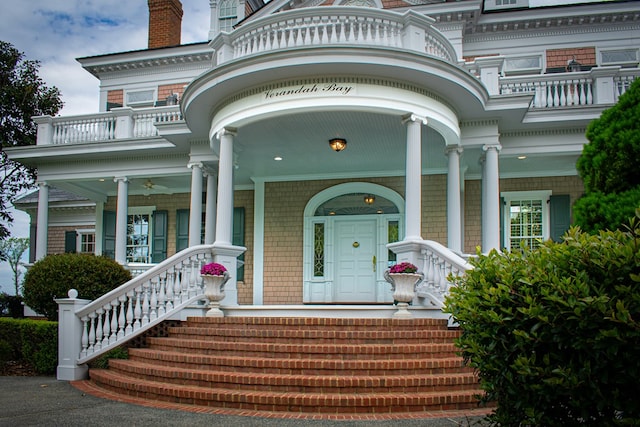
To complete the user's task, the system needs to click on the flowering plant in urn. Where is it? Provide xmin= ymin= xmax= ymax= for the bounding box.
xmin=201 ymin=262 xmax=227 ymax=276
xmin=384 ymin=262 xmax=423 ymax=319
xmin=200 ymin=262 xmax=230 ymax=317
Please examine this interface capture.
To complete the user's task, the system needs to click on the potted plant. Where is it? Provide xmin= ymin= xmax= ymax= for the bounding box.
xmin=384 ymin=262 xmax=423 ymax=318
xmin=200 ymin=262 xmax=230 ymax=317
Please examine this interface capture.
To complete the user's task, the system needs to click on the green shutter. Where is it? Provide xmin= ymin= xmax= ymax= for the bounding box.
xmin=65 ymin=231 xmax=77 ymax=253
xmin=500 ymin=197 xmax=505 ymax=250
xmin=152 ymin=210 xmax=168 ymax=263
xmin=103 ymin=210 xmax=116 ymax=259
xmin=233 ymin=207 xmax=245 ymax=281
xmin=550 ymin=194 xmax=571 ymax=242
xmin=176 ymin=209 xmax=190 ymax=252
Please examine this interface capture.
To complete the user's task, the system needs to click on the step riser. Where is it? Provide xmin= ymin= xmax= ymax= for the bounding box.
xmin=184 ymin=317 xmax=452 ymax=329
xmin=90 ymin=371 xmax=480 ymax=414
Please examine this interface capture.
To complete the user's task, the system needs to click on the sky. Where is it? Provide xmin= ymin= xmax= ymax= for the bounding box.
xmin=0 ymin=0 xmax=610 ymax=293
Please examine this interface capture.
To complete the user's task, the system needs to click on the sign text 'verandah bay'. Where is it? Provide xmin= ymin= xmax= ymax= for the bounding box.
xmin=264 ymin=83 xmax=354 ymax=100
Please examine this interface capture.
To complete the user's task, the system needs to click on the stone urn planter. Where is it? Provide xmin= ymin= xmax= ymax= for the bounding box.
xmin=200 ymin=262 xmax=230 ymax=317
xmin=384 ymin=262 xmax=423 ymax=319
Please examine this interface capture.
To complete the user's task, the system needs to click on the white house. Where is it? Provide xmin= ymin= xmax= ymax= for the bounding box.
xmin=7 ymin=0 xmax=640 ymax=381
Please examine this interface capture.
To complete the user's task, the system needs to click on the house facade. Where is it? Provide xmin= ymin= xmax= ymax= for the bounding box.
xmin=9 ymin=0 xmax=640 ymax=310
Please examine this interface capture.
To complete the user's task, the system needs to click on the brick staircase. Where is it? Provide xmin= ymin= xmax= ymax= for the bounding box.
xmin=79 ymin=317 xmax=490 ymax=419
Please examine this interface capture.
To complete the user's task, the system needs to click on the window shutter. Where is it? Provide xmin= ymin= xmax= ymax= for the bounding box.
xmin=103 ymin=211 xmax=116 ymax=259
xmin=550 ymin=194 xmax=571 ymax=242
xmin=233 ymin=207 xmax=245 ymax=281
xmin=152 ymin=210 xmax=168 ymax=263
xmin=65 ymin=231 xmax=77 ymax=253
xmin=500 ymin=197 xmax=505 ymax=250
xmin=176 ymin=209 xmax=190 ymax=252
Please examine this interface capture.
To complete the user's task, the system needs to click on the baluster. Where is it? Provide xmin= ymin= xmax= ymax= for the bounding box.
xmin=81 ymin=316 xmax=89 ymax=358
xmin=133 ymin=288 xmax=142 ymax=331
xmin=264 ymin=27 xmax=273 ymax=51
xmin=559 ymin=82 xmax=567 ymax=106
xmin=150 ymin=279 xmax=158 ymax=320
xmin=117 ymin=296 xmax=126 ymax=339
xmin=287 ymin=20 xmax=296 ymax=47
xmin=158 ymin=276 xmax=166 ymax=316
xmin=125 ymin=292 xmax=134 ymax=335
xmin=180 ymin=263 xmax=190 ymax=303
xmin=338 ymin=17 xmax=346 ymax=42
xmin=356 ymin=19 xmax=364 ymax=41
xmin=586 ymin=82 xmax=593 ymax=105
xmin=165 ymin=273 xmax=174 ymax=311
xmin=102 ymin=306 xmax=111 ymax=347
xmin=173 ymin=268 xmax=183 ymax=305
xmin=571 ymin=80 xmax=580 ymax=106
xmin=424 ymin=251 xmax=435 ymax=286
xmin=142 ymin=284 xmax=150 ymax=325
xmin=109 ymin=301 xmax=119 ymax=344
xmin=188 ymin=260 xmax=198 ymax=298
xmin=552 ymin=81 xmax=560 ymax=107
xmin=95 ymin=310 xmax=104 ymax=350
xmin=578 ymin=80 xmax=586 ymax=105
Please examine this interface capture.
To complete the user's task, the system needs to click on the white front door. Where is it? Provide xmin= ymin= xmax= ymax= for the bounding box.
xmin=334 ymin=218 xmax=377 ymax=303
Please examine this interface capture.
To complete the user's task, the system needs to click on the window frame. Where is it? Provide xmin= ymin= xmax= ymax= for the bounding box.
xmin=501 ymin=190 xmax=551 ymax=251
xmin=126 ymin=206 xmax=155 ymax=264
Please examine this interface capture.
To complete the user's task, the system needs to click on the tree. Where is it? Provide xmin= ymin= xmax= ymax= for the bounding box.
xmin=0 ymin=237 xmax=29 ymax=295
xmin=0 ymin=41 xmax=63 ymax=240
xmin=574 ymin=78 xmax=640 ymax=232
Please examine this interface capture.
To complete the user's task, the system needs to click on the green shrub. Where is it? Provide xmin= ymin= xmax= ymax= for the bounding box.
xmin=0 ymin=318 xmax=58 ymax=375
xmin=0 ymin=293 xmax=24 ymax=318
xmin=90 ymin=346 xmax=129 ymax=369
xmin=23 ymin=253 xmax=131 ymax=321
xmin=0 ymin=339 xmax=11 ymax=366
xmin=445 ymin=222 xmax=640 ymax=426
xmin=573 ymin=188 xmax=640 ymax=233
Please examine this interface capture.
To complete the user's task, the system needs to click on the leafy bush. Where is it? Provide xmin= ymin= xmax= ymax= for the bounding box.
xmin=574 ymin=188 xmax=640 ymax=233
xmin=90 ymin=346 xmax=129 ymax=369
xmin=0 ymin=292 xmax=24 ymax=318
xmin=0 ymin=318 xmax=58 ymax=374
xmin=445 ymin=221 xmax=640 ymax=426
xmin=23 ymin=253 xmax=131 ymax=321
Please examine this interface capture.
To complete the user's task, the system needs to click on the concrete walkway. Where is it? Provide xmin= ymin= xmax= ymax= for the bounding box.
xmin=0 ymin=376 xmax=489 ymax=427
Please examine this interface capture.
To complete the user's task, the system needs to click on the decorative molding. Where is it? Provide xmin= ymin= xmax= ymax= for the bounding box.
xmin=500 ymin=128 xmax=587 ymax=138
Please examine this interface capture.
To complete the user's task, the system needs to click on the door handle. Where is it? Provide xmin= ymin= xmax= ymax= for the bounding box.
xmin=372 ymin=255 xmax=376 ymax=272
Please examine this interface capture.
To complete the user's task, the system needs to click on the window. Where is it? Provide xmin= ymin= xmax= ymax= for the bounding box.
xmin=502 ymin=191 xmax=551 ymax=251
xmin=504 ymin=56 xmax=542 ymax=76
xmin=313 ymin=222 xmax=325 ymax=277
xmin=219 ymin=0 xmax=237 ymax=33
xmin=125 ymin=89 xmax=155 ymax=107
xmin=127 ymin=208 xmax=153 ymax=263
xmin=600 ymin=49 xmax=639 ymax=67
xmin=78 ymin=230 xmax=96 ymax=254
xmin=387 ymin=220 xmax=399 ymax=268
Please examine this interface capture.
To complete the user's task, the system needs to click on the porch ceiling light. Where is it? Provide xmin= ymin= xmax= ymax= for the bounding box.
xmin=364 ymin=194 xmax=375 ymax=205
xmin=329 ymin=138 xmax=347 ymax=152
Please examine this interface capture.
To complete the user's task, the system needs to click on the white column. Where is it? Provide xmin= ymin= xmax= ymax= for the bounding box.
xmin=35 ymin=181 xmax=49 ymax=260
xmin=403 ymin=114 xmax=427 ymax=242
xmin=215 ymin=128 xmax=236 ymax=245
xmin=114 ymin=177 xmax=129 ymax=264
xmin=204 ymin=170 xmax=217 ymax=245
xmin=446 ymin=146 xmax=463 ymax=253
xmin=253 ymin=180 xmax=265 ymax=305
xmin=188 ymin=162 xmax=204 ymax=247
xmin=482 ymin=144 xmax=502 ymax=252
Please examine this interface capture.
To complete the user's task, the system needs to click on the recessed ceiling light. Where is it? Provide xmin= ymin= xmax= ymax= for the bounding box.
xmin=274 ymin=156 xmax=283 ymax=161
xmin=99 ymin=178 xmax=105 ymax=182
xmin=517 ymin=155 xmax=527 ymax=160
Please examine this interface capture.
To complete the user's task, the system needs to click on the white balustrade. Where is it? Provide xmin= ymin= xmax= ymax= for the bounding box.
xmin=413 ymin=240 xmax=470 ymax=308
xmin=67 ymin=244 xmax=215 ymax=365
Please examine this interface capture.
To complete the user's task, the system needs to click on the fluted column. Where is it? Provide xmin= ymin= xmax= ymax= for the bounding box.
xmin=447 ymin=146 xmax=463 ymax=253
xmin=188 ymin=162 xmax=204 ymax=247
xmin=35 ymin=181 xmax=49 ymax=260
xmin=403 ymin=114 xmax=427 ymax=242
xmin=114 ymin=177 xmax=129 ymax=264
xmin=215 ymin=127 xmax=236 ymax=245
xmin=204 ymin=169 xmax=217 ymax=245
xmin=482 ymin=144 xmax=502 ymax=252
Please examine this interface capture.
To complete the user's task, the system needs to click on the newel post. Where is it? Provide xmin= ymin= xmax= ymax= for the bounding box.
xmin=56 ymin=289 xmax=90 ymax=381
xmin=33 ymin=115 xmax=54 ymax=145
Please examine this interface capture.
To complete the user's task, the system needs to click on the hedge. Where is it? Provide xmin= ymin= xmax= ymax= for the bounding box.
xmin=0 ymin=318 xmax=58 ymax=375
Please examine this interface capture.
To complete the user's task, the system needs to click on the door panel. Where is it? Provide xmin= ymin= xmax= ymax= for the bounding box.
xmin=334 ymin=219 xmax=377 ymax=303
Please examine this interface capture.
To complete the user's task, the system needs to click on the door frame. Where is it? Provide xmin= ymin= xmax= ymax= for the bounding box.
xmin=302 ymin=182 xmax=404 ymax=303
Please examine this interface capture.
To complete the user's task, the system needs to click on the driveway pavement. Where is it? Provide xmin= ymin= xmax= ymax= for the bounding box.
xmin=0 ymin=376 xmax=488 ymax=427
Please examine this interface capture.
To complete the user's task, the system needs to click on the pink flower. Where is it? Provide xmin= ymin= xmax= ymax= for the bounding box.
xmin=389 ymin=262 xmax=418 ymax=274
xmin=200 ymin=262 xmax=227 ymax=276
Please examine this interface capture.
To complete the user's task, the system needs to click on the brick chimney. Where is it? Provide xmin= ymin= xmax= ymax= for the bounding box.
xmin=148 ymin=0 xmax=183 ymax=49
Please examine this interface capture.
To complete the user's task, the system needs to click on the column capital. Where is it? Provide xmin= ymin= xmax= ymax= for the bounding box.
xmin=202 ymin=166 xmax=217 ymax=177
xmin=37 ymin=181 xmax=49 ymax=188
xmin=113 ymin=176 xmax=129 ymax=183
xmin=482 ymin=143 xmax=502 ymax=152
xmin=402 ymin=113 xmax=428 ymax=126
xmin=188 ymin=161 xmax=204 ymax=170
xmin=216 ymin=126 xmax=237 ymax=140
xmin=445 ymin=145 xmax=464 ymax=155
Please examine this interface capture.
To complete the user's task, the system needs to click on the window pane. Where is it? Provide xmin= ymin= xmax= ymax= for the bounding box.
xmin=315 ymin=193 xmax=398 ymax=216
xmin=509 ymin=199 xmax=544 ymax=251
xmin=127 ymin=213 xmax=151 ymax=263
xmin=313 ymin=223 xmax=324 ymax=277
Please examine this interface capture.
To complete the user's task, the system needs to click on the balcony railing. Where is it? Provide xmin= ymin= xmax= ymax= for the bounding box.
xmin=211 ymin=7 xmax=457 ymax=66
xmin=33 ymin=105 xmax=183 ymax=146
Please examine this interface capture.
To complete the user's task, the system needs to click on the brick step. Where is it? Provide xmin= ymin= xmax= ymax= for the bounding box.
xmin=184 ymin=316 xmax=452 ymax=331
xmin=108 ymin=359 xmax=480 ymax=393
xmin=145 ymin=337 xmax=459 ymax=359
xmin=89 ymin=368 xmax=483 ymax=414
xmin=167 ymin=325 xmax=461 ymax=344
xmin=127 ymin=348 xmax=472 ymax=375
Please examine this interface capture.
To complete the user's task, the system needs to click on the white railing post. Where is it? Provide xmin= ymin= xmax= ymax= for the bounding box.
xmin=56 ymin=289 xmax=90 ymax=381
xmin=475 ymin=56 xmax=505 ymax=96
xmin=112 ymin=107 xmax=135 ymax=139
xmin=591 ymin=66 xmax=621 ymax=105
xmin=33 ymin=116 xmax=54 ymax=145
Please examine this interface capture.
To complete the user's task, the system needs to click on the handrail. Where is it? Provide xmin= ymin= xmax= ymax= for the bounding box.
xmin=73 ymin=244 xmax=214 ymax=364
